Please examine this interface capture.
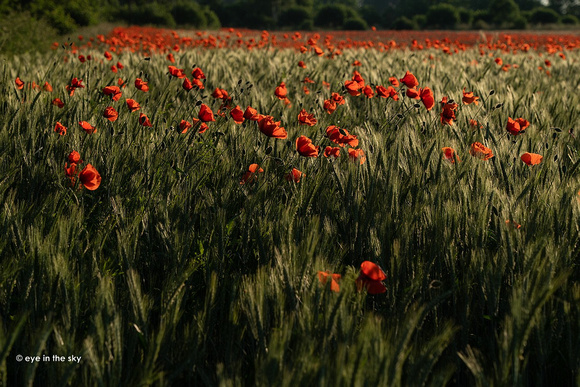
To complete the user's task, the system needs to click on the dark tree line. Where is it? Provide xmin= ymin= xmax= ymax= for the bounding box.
xmin=0 ymin=0 xmax=578 ymax=36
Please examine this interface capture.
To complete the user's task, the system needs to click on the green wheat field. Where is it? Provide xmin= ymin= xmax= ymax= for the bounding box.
xmin=1 ymin=29 xmax=579 ymax=385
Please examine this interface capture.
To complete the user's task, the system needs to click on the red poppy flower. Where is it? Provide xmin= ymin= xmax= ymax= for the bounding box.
xmin=244 ymin=106 xmax=260 ymax=121
xmin=240 ymin=163 xmax=264 ymax=185
xmin=298 ymin=60 xmax=306 ymax=68
xmin=78 ymin=55 xmax=86 ymax=63
xmin=191 ymin=67 xmax=206 ymax=79
xmin=199 ymin=123 xmax=209 ymax=134
xmin=104 ymin=51 xmax=113 ymax=60
xmin=363 ymin=85 xmax=374 ymax=98
xmin=167 ymin=53 xmax=175 ymax=63
xmin=521 ymin=152 xmax=543 ymax=165
xmin=298 ymin=109 xmax=317 ymax=126
xmin=331 ymin=93 xmax=345 ymax=105
xmin=348 ymin=148 xmax=366 ymax=164
xmin=54 ymin=122 xmax=67 ymax=136
xmin=470 ymin=142 xmax=493 ymax=160
xmin=67 ymin=150 xmax=82 ymax=164
xmin=506 ymin=117 xmax=529 ymax=135
xmin=168 ymin=65 xmax=186 ymax=78
xmin=440 ymin=102 xmax=457 ymax=126
xmin=79 ymin=121 xmax=96 ymax=134
xmin=212 ymin=88 xmax=229 ymax=100
xmin=356 ymin=261 xmax=386 ymax=294
xmin=66 ymin=78 xmax=84 ymax=96
xmin=103 ymin=106 xmax=118 ymax=122
xmin=324 ymin=146 xmax=341 ymax=158
xmin=302 ymin=77 xmax=315 ymax=84
xmin=275 ymin=82 xmax=287 ymax=100
xmin=79 ymin=164 xmax=101 ymax=190
xmin=258 ymin=115 xmax=287 ymax=139
xmin=125 ymin=99 xmax=140 ymax=113
xmin=469 ymin=119 xmax=482 ymax=128
xmin=318 ymin=271 xmax=341 ymax=292
xmin=352 ymin=71 xmax=365 ymax=87
xmin=192 ymin=79 xmax=204 ymax=90
xmin=376 ymin=85 xmax=399 ymax=100
xmin=135 ymin=78 xmax=149 ymax=92
xmin=406 ymin=88 xmax=420 ymax=100
xmin=65 ymin=163 xmax=78 ymax=185
xmin=326 ymin=125 xmax=358 ymax=147
xmin=442 ymin=147 xmax=459 ymax=163
xmin=495 ymin=57 xmax=503 ymax=66
xmin=462 ymin=89 xmax=479 ymax=105
xmin=103 ymin=86 xmax=122 ymax=102
xmin=344 ymin=80 xmax=361 ymax=96
xmin=43 ymin=82 xmax=53 ymax=92
xmin=139 ymin=113 xmax=152 ymax=127
xmin=116 ymin=61 xmax=124 ymax=70
xmin=179 ymin=119 xmax=192 ymax=134
xmin=400 ymin=71 xmax=419 ymax=88
xmin=230 ymin=106 xmax=244 ymax=124
xmin=389 ymin=77 xmax=399 ymax=87
xmin=296 ymin=135 xmax=320 ymax=157
xmin=286 ymin=168 xmax=304 ymax=183
xmin=182 ymin=78 xmax=194 ymax=91
xmin=419 ymin=87 xmax=434 ymax=110
xmin=323 ymin=99 xmax=337 ymax=114
xmin=198 ymin=104 xmax=215 ymax=122
xmin=52 ymin=98 xmax=65 ymax=108
xmin=111 ymin=66 xmax=118 ymax=73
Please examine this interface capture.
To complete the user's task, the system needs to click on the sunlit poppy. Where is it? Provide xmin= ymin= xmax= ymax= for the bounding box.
xmin=400 ymin=71 xmax=419 ymax=88
xmin=344 ymin=80 xmax=361 ymax=96
xmin=212 ymin=88 xmax=229 ymax=100
xmin=179 ymin=119 xmax=192 ymax=134
xmin=440 ymin=99 xmax=458 ymax=126
xmin=352 ymin=60 xmax=361 ymax=66
xmin=505 ymin=220 xmax=521 ymax=229
xmin=244 ymin=106 xmax=260 ymax=121
xmin=376 ymin=85 xmax=399 ymax=100
xmin=43 ymin=82 xmax=53 ymax=92
xmin=52 ymin=98 xmax=65 ymax=108
xmin=470 ymin=142 xmax=493 ymax=160
xmin=54 ymin=122 xmax=67 ymax=136
xmin=192 ymin=79 xmax=204 ymax=89
xmin=442 ymin=147 xmax=459 ymax=163
xmin=356 ymin=261 xmax=386 ymax=294
xmin=67 ymin=150 xmax=82 ymax=164
xmin=258 ymin=115 xmax=287 ymax=139
xmin=135 ymin=78 xmax=149 ymax=92
xmin=331 ymin=93 xmax=345 ymax=105
xmin=296 ymin=135 xmax=319 ymax=157
xmin=275 ymin=82 xmax=287 ymax=100
xmin=139 ymin=113 xmax=152 ymax=127
xmin=506 ymin=117 xmax=529 ymax=135
xmin=103 ymin=106 xmax=118 ymax=122
xmin=324 ymin=146 xmax=341 ymax=158
xmin=198 ymin=104 xmax=215 ymax=122
xmin=240 ymin=163 xmax=264 ymax=185
xmin=103 ymin=86 xmax=122 ymax=101
xmin=462 ymin=89 xmax=479 ymax=105
xmin=192 ymin=67 xmax=206 ymax=79
xmin=79 ymin=164 xmax=101 ymax=190
xmin=64 ymin=163 xmax=78 ymax=185
xmin=298 ymin=109 xmax=317 ymax=126
xmin=104 ymin=51 xmax=113 ymax=60
xmin=199 ymin=122 xmax=209 ymax=134
xmin=406 ymin=88 xmax=420 ymax=100
xmin=230 ymin=106 xmax=244 ymax=124
xmin=66 ymin=78 xmax=84 ymax=96
xmin=168 ymin=65 xmax=186 ymax=78
xmin=126 ymin=99 xmax=140 ymax=112
xmin=79 ymin=121 xmax=96 ymax=134
xmin=323 ymin=99 xmax=337 ymax=114
xmin=326 ymin=125 xmax=358 ymax=147
xmin=521 ymin=152 xmax=543 ymax=165
xmin=363 ymin=85 xmax=374 ymax=98
xmin=182 ymin=78 xmax=194 ymax=91
xmin=285 ymin=168 xmax=304 ymax=183
xmin=167 ymin=53 xmax=175 ymax=63
xmin=348 ymin=148 xmax=366 ymax=164
xmin=419 ymin=87 xmax=434 ymax=110
xmin=495 ymin=57 xmax=503 ymax=66
xmin=389 ymin=77 xmax=399 ymax=87
xmin=298 ymin=60 xmax=306 ymax=68
xmin=318 ymin=271 xmax=341 ymax=292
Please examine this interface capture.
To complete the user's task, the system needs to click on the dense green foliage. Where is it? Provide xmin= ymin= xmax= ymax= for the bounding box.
xmin=1 ymin=36 xmax=579 ymax=385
